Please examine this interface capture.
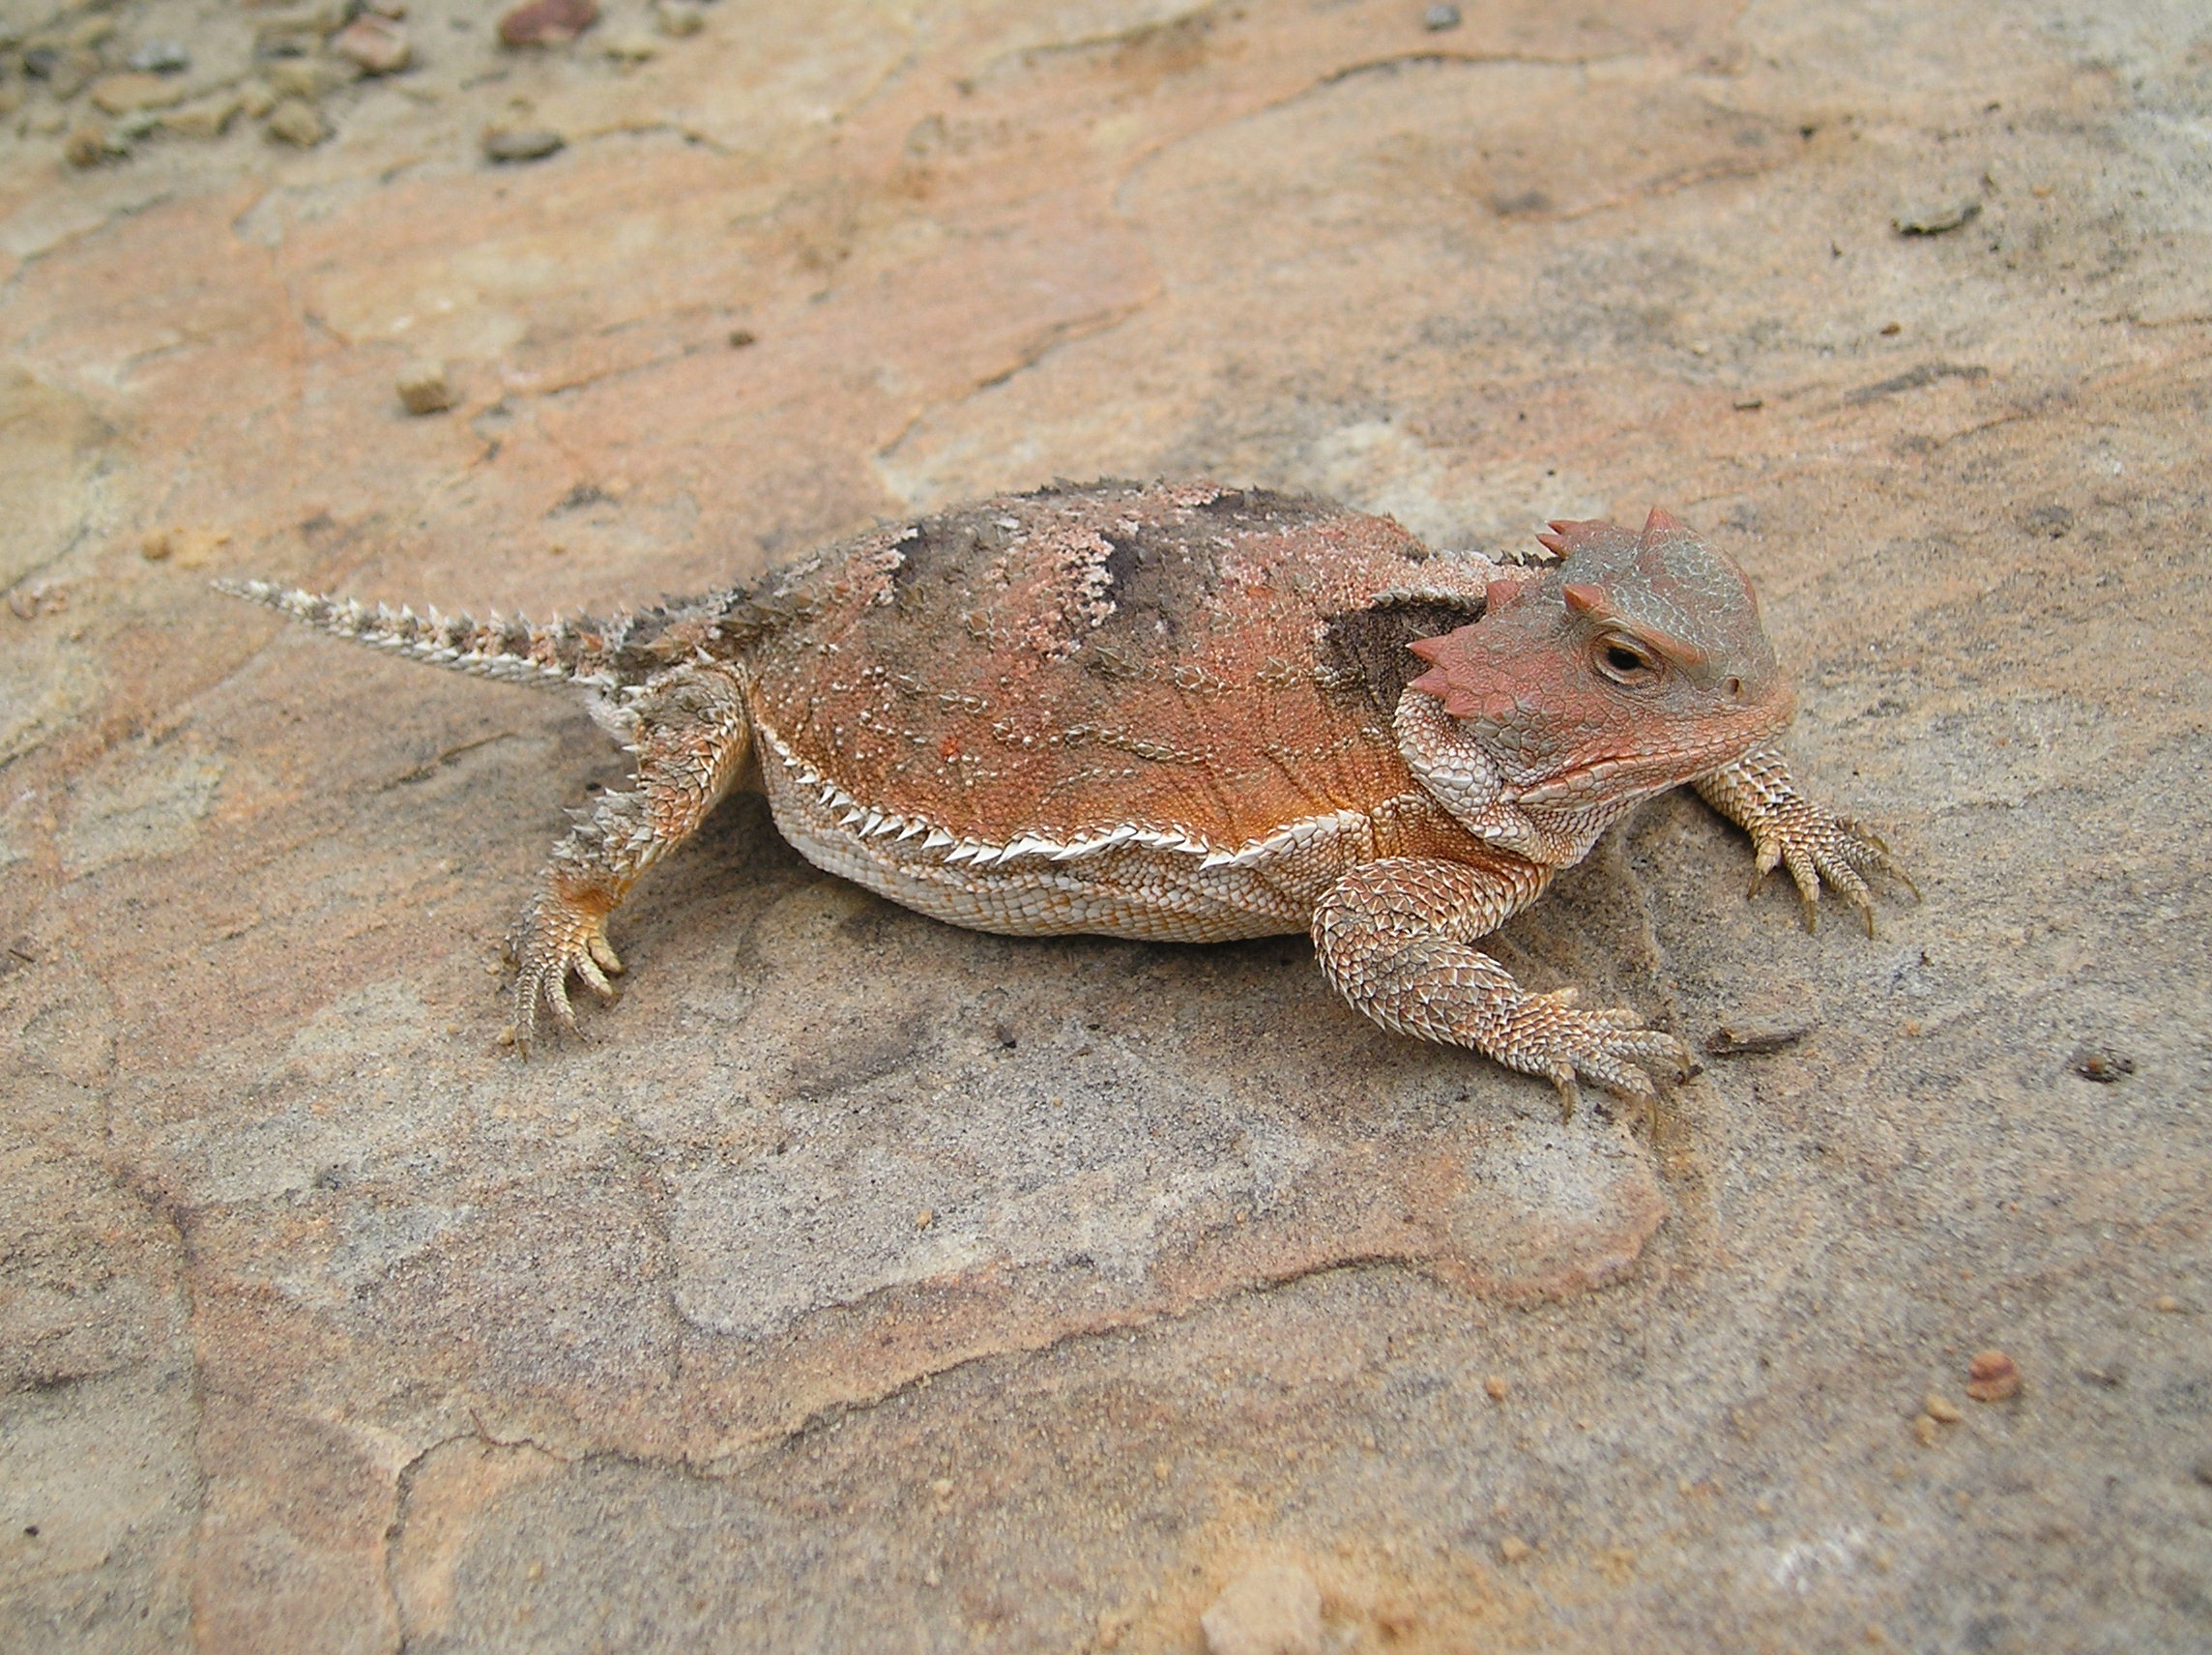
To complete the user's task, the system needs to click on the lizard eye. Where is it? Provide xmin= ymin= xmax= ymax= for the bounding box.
xmin=1594 ymin=636 xmax=1661 ymax=685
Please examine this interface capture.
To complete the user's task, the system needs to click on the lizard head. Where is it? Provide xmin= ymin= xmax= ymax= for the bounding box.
xmin=1399 ymin=508 xmax=1795 ymax=849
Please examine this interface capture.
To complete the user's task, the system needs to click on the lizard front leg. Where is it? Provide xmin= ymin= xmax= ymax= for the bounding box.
xmin=1312 ymin=856 xmax=1692 ymax=1118
xmin=512 ymin=661 xmax=753 ymax=1049
xmin=1693 ymin=747 xmax=1916 ymax=936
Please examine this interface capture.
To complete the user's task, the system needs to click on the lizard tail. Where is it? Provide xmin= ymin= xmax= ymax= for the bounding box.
xmin=215 ymin=578 xmax=615 ymax=690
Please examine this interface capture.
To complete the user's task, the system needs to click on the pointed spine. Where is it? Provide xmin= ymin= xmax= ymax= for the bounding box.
xmin=215 ymin=578 xmax=613 ymax=690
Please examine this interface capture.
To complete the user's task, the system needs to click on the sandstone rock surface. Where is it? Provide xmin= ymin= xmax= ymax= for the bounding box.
xmin=3 ymin=2 xmax=2209 ymax=1651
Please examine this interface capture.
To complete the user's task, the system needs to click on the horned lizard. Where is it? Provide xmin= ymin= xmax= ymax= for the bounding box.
xmin=222 ymin=480 xmax=1906 ymax=1112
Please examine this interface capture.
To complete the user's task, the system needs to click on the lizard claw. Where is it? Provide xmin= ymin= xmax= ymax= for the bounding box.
xmin=1744 ymin=804 xmax=1912 ymax=937
xmin=1516 ymin=989 xmax=1694 ymax=1121
xmin=509 ymin=880 xmax=624 ymax=1054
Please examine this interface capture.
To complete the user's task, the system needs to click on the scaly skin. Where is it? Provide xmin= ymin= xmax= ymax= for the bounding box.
xmin=222 ymin=481 xmax=1908 ymax=1108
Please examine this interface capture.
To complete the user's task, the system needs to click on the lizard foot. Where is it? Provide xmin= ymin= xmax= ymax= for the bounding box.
xmin=509 ymin=881 xmax=626 ymax=1053
xmin=1743 ymin=804 xmax=1916 ymax=936
xmin=1509 ymin=986 xmax=1695 ymax=1121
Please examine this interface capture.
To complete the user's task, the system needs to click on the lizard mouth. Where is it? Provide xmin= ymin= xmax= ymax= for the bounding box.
xmin=1511 ymin=700 xmax=1795 ymax=806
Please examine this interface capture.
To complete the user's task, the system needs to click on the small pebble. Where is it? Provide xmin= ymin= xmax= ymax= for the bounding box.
xmin=654 ymin=0 xmax=705 ymax=37
xmin=1924 ymin=1392 xmax=1963 ymax=1424
xmin=603 ymin=32 xmax=658 ymax=62
xmin=483 ymin=127 xmax=565 ymax=162
xmin=34 ymin=48 xmax=102 ymax=101
xmin=334 ymin=17 xmax=411 ymax=75
xmin=265 ymin=99 xmax=329 ymax=147
xmin=90 ymin=73 xmax=186 ymax=115
xmin=396 ymin=361 xmax=457 ymax=415
xmin=2070 ymin=1047 xmax=2134 ymax=1083
xmin=63 ymin=125 xmax=121 ymax=167
xmin=929 ymin=1477 xmax=952 ymax=1497
xmin=2155 ymin=1294 xmax=2184 ymax=1313
xmin=1498 ymin=1535 xmax=1531 ymax=1562
xmin=265 ymin=58 xmax=361 ymax=102
xmin=1484 ymin=1374 xmax=1508 ymax=1402
xmin=139 ymin=527 xmax=231 ymax=567
xmin=161 ymin=95 xmax=244 ymax=140
xmin=915 ymin=1207 xmax=934 ymax=1229
xmin=1893 ymin=198 xmax=1982 ymax=236
xmin=1879 ymin=320 xmax=1903 ymax=335
xmin=1423 ymin=4 xmax=1463 ymax=30
xmin=1200 ymin=1562 xmax=1322 ymax=1655
xmin=253 ymin=15 xmax=330 ymax=57
xmin=1965 ymin=1350 xmax=2020 ymax=1403
xmin=126 ymin=41 xmax=191 ymax=74
xmin=1911 ymin=1414 xmax=1939 ymax=1447
xmin=727 ymin=328 xmax=757 ymax=348
xmin=499 ymin=0 xmax=599 ymax=47
xmin=1732 ymin=394 xmax=1765 ymax=411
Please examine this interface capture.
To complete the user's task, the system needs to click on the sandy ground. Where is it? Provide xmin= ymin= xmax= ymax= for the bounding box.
xmin=3 ymin=1 xmax=2210 ymax=1650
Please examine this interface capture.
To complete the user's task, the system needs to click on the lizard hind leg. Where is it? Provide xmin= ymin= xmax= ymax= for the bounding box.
xmin=1313 ymin=857 xmax=1694 ymax=1120
xmin=509 ymin=661 xmax=754 ymax=1051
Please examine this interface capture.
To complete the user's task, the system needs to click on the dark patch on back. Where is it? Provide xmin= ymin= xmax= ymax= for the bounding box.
xmin=1188 ymin=485 xmax=1332 ymax=530
xmin=1085 ymin=487 xmax=1337 ymax=663
xmin=1089 ymin=525 xmax=1210 ymax=652
xmin=889 ymin=515 xmax=979 ymax=593
xmin=1319 ymin=595 xmax=1489 ymax=719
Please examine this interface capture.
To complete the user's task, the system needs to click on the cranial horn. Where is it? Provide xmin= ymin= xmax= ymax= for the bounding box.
xmin=1562 ymin=582 xmax=1612 ymax=618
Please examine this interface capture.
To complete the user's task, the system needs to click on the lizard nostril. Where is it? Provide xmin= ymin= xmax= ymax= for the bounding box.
xmin=1726 ymin=677 xmax=1744 ymax=698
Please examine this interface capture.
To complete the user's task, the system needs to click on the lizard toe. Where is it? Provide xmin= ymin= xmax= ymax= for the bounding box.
xmin=506 ymin=883 xmax=625 ymax=1053
xmin=1518 ymin=1007 xmax=1686 ymax=1118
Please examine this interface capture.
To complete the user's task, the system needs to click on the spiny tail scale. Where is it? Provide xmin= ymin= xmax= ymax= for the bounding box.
xmin=215 ymin=578 xmax=616 ymax=690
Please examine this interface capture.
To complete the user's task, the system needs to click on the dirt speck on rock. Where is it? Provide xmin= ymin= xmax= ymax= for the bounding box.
xmin=396 ymin=361 xmax=457 ymax=416
xmin=1894 ymin=198 xmax=1983 ymax=235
